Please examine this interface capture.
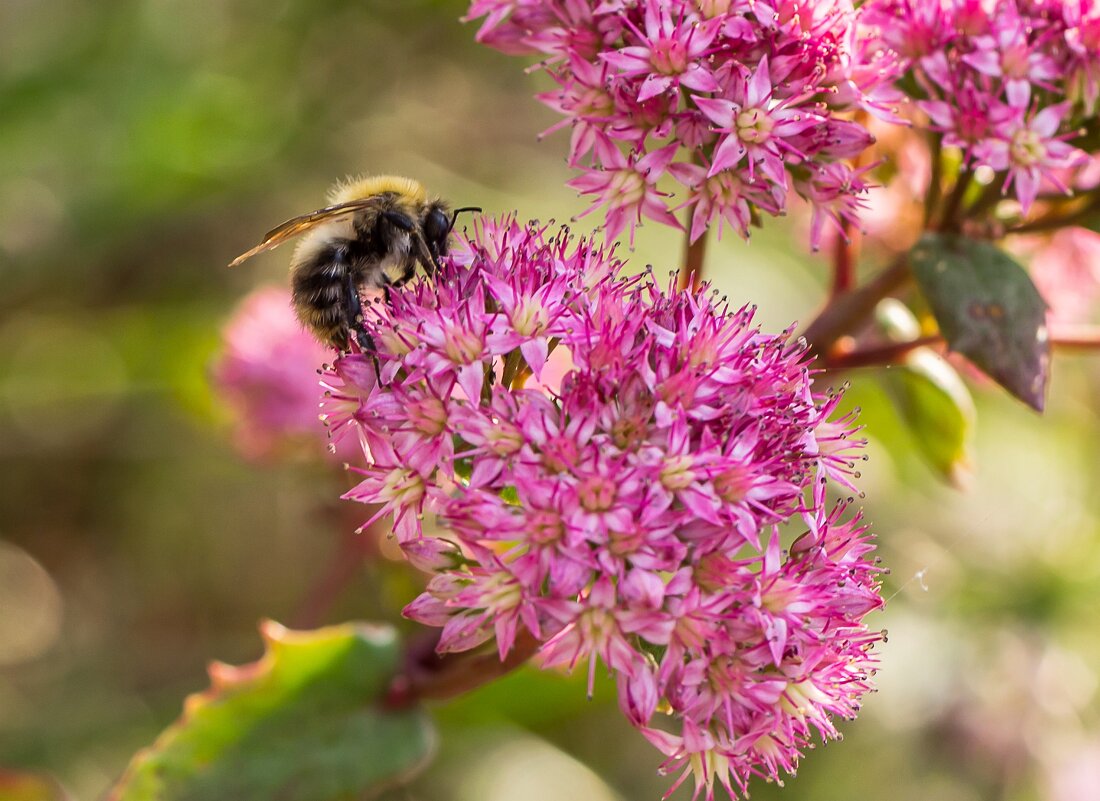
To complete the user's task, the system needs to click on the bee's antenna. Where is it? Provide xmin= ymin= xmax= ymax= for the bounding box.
xmin=448 ymin=206 xmax=482 ymax=233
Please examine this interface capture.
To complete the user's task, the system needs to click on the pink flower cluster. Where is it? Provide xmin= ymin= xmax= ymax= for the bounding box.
xmin=321 ymin=216 xmax=883 ymax=799
xmin=464 ymin=1 xmax=898 ymax=247
xmin=212 ymin=285 xmax=344 ymax=462
xmin=863 ymin=0 xmax=1098 ymax=213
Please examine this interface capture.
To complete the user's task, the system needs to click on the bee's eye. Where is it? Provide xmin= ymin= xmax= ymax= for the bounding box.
xmin=424 ymin=208 xmax=450 ymax=241
xmin=423 ymin=207 xmax=451 ymax=256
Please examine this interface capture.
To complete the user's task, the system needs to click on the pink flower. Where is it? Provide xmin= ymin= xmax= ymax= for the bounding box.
xmin=669 ymin=159 xmax=775 ymax=243
xmin=567 ymin=136 xmax=681 ymax=244
xmin=863 ymin=0 xmax=1097 ymax=214
xmin=467 ymin=0 xmax=897 ymax=248
xmin=324 ymin=215 xmax=884 ymax=799
xmin=599 ymin=1 xmax=722 ymax=102
xmin=695 ymin=58 xmax=817 ymax=185
xmin=974 ymin=103 xmax=1086 ymax=214
xmin=1065 ymin=2 xmax=1100 ymax=114
xmin=211 ymin=285 xmax=345 ymax=461
xmin=794 ymin=162 xmax=875 ymax=251
xmin=962 ymin=7 xmax=1059 ymax=100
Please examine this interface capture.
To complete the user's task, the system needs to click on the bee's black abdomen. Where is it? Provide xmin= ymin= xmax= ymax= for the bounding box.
xmin=294 ymin=266 xmax=344 ymax=305
xmin=291 ymin=240 xmax=360 ymax=348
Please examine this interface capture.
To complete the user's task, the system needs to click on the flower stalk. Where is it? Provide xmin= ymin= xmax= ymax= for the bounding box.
xmin=801 ymin=255 xmax=912 ymax=359
xmin=678 ymin=224 xmax=708 ymax=292
xmin=824 ymin=326 xmax=1100 ymax=371
xmin=386 ymin=629 xmax=541 ymax=707
xmin=831 ymin=219 xmax=857 ymax=297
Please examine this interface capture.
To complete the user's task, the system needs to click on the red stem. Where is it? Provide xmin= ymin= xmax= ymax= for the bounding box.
xmin=824 ymin=327 xmax=1100 ymax=370
xmin=800 ymin=254 xmax=911 ymax=357
xmin=386 ymin=629 xmax=541 ymax=707
xmin=831 ymin=219 xmax=856 ymax=296
xmin=824 ymin=335 xmax=944 ymax=369
xmin=678 ymin=224 xmax=708 ymax=292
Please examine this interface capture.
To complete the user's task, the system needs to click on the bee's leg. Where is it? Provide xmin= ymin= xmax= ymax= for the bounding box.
xmin=412 ymin=229 xmax=439 ymax=274
xmin=344 ymin=273 xmax=376 ymax=355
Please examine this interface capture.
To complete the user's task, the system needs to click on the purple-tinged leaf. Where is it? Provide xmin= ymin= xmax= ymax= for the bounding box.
xmin=910 ymin=234 xmax=1050 ymax=411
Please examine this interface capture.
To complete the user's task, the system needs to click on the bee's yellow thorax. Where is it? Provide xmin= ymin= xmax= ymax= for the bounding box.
xmin=329 ymin=175 xmax=428 ymax=204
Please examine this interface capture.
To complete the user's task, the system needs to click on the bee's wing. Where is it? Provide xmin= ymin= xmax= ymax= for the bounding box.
xmin=228 ymin=198 xmax=381 ymax=267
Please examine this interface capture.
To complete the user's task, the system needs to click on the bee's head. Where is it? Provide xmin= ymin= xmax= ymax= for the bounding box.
xmin=423 ymin=203 xmax=482 ymax=261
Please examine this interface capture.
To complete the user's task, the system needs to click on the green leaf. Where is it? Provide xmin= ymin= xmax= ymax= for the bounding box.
xmin=893 ymin=361 xmax=976 ymax=486
xmin=876 ymin=301 xmax=976 ymax=487
xmin=909 ymin=233 xmax=1050 ymax=411
xmin=0 ymin=770 xmax=71 ymax=801
xmin=110 ymin=621 xmax=434 ymax=801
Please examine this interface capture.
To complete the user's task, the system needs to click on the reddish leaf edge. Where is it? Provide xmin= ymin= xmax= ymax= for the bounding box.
xmin=107 ymin=619 xmax=428 ymax=801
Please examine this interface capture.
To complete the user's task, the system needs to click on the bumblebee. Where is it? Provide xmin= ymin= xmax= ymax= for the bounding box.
xmin=230 ymin=175 xmax=478 ymax=348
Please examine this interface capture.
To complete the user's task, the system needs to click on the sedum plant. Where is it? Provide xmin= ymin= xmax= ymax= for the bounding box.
xmin=115 ymin=2 xmax=1100 ymax=801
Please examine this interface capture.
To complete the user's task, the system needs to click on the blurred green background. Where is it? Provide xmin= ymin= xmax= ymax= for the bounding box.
xmin=2 ymin=1 xmax=1100 ymax=799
